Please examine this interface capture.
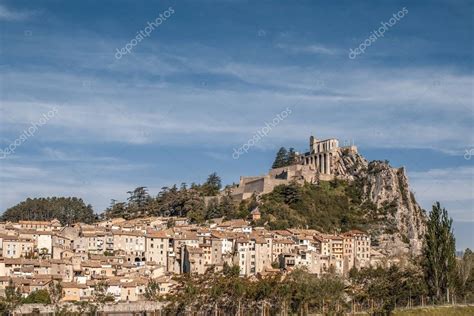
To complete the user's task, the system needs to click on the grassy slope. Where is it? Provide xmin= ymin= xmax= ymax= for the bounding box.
xmin=393 ymin=305 xmax=474 ymax=315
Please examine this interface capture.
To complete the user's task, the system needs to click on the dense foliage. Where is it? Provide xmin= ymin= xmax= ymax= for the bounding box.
xmin=103 ymin=173 xmax=226 ymax=222
xmin=422 ymin=202 xmax=457 ymax=302
xmin=1 ymin=197 xmax=96 ymax=225
xmin=456 ymin=248 xmax=474 ymax=302
xmin=349 ymin=265 xmax=427 ymax=314
xmin=22 ymin=289 xmax=52 ymax=304
xmin=162 ymin=266 xmax=346 ymax=315
xmin=156 ymin=256 xmax=473 ymax=315
xmin=271 ymin=147 xmax=297 ymax=169
xmin=257 ymin=180 xmax=375 ymax=232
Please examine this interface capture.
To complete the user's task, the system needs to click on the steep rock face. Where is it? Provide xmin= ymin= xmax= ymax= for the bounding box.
xmin=334 ymin=148 xmax=427 ymax=257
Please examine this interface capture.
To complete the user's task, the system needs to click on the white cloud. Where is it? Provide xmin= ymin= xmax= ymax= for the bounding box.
xmin=0 ymin=4 xmax=37 ymax=21
xmin=1 ymin=64 xmax=471 ymax=152
xmin=276 ymin=43 xmax=339 ymax=55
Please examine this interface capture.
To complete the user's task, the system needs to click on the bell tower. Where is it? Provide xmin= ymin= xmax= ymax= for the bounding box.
xmin=309 ymin=135 xmax=319 ymax=153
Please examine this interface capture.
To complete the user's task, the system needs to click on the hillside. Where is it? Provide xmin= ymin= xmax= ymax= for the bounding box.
xmin=257 ymin=146 xmax=427 ymax=257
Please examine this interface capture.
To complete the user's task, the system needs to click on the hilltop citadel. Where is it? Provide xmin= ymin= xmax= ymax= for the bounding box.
xmin=232 ymin=135 xmax=358 ymax=200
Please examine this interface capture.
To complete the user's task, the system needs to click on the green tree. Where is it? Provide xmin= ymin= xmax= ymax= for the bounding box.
xmin=219 ymin=187 xmax=237 ymax=218
xmin=104 ymin=199 xmax=127 ymax=219
xmin=49 ymin=280 xmax=63 ymax=312
xmin=272 ymin=147 xmax=288 ymax=169
xmin=126 ymin=186 xmax=152 ymax=217
xmin=205 ymin=197 xmax=222 ymax=219
xmin=92 ymin=281 xmax=115 ymax=304
xmin=201 ymin=172 xmax=222 ymax=196
xmin=3 ymin=279 xmax=22 ymax=313
xmin=167 ymin=217 xmax=176 ymax=228
xmin=22 ymin=289 xmax=51 ymax=304
xmin=222 ymin=262 xmax=240 ymax=277
xmin=1 ymin=197 xmax=95 ymax=225
xmin=457 ymin=248 xmax=474 ymax=302
xmin=287 ymin=147 xmax=297 ymax=165
xmin=422 ymin=202 xmax=457 ymax=302
xmin=145 ymin=279 xmax=161 ymax=301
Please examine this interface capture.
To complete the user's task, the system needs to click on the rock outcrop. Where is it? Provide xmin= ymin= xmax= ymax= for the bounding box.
xmin=334 ymin=148 xmax=427 ymax=257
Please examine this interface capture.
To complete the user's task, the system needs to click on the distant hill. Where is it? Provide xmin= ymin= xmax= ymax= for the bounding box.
xmin=1 ymin=197 xmax=96 ymax=225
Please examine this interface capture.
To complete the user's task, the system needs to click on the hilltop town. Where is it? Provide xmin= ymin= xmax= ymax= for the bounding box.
xmin=0 ymin=135 xmax=428 ymax=308
xmin=0 ymin=135 xmax=471 ymax=315
xmin=0 ymin=216 xmax=374 ymax=303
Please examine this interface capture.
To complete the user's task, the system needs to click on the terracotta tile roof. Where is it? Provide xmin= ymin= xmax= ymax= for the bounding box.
xmin=62 ymin=282 xmax=87 ymax=289
xmin=273 ymin=239 xmax=295 ymax=245
xmin=146 ymin=229 xmax=173 ymax=238
xmin=19 ymin=220 xmax=51 ymax=225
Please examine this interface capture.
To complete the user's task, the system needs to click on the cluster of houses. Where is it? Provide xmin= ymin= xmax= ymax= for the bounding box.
xmin=0 ymin=216 xmax=376 ymax=303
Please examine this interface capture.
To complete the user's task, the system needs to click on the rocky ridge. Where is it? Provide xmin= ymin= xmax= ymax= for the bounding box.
xmin=334 ymin=147 xmax=427 ymax=257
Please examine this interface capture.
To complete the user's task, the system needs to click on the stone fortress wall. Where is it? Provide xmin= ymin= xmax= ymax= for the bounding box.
xmin=230 ymin=135 xmax=358 ymax=200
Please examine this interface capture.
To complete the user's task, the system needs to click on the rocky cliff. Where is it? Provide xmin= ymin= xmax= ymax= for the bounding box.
xmin=334 ymin=147 xmax=427 ymax=257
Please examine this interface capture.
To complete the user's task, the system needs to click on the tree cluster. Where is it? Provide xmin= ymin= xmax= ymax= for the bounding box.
xmin=161 ymin=266 xmax=345 ymax=315
xmin=1 ymin=197 xmax=96 ymax=225
xmin=348 ymin=265 xmax=427 ymax=314
xmin=103 ymin=173 xmax=228 ymax=223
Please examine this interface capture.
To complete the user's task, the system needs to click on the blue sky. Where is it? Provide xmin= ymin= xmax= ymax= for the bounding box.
xmin=0 ymin=0 xmax=472 ymax=249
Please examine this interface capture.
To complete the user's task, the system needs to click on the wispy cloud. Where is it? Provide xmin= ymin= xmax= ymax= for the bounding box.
xmin=1 ymin=61 xmax=471 ymax=152
xmin=0 ymin=4 xmax=37 ymax=21
xmin=276 ymin=43 xmax=339 ymax=55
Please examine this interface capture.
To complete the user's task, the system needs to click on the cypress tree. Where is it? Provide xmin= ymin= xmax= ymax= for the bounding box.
xmin=422 ymin=202 xmax=456 ymax=302
xmin=272 ymin=147 xmax=288 ymax=169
